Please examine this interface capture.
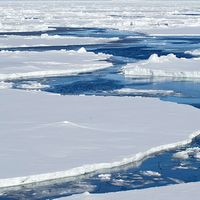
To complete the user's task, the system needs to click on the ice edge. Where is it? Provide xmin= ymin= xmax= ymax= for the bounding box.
xmin=0 ymin=131 xmax=199 ymax=189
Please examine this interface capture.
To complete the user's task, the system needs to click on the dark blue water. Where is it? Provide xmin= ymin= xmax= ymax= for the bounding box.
xmin=1 ymin=135 xmax=200 ymax=200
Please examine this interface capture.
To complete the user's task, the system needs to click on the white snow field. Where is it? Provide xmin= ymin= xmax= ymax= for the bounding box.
xmin=123 ymin=54 xmax=200 ymax=79
xmin=0 ymin=0 xmax=200 ymax=35
xmin=0 ymin=48 xmax=112 ymax=81
xmin=0 ymin=35 xmax=119 ymax=48
xmin=58 ymin=182 xmax=200 ymax=200
xmin=0 ymin=89 xmax=200 ymax=188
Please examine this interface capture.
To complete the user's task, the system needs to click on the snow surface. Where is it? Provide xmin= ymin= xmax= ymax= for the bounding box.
xmin=0 ymin=48 xmax=112 ymax=80
xmin=0 ymin=35 xmax=119 ymax=48
xmin=58 ymin=182 xmax=200 ymax=200
xmin=0 ymin=89 xmax=200 ymax=187
xmin=0 ymin=0 xmax=200 ymax=35
xmin=123 ymin=54 xmax=200 ymax=78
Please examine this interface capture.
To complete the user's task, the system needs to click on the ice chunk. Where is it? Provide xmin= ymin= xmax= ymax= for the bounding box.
xmin=185 ymin=49 xmax=200 ymax=56
xmin=173 ymin=147 xmax=200 ymax=160
xmin=141 ymin=171 xmax=161 ymax=177
xmin=77 ymin=47 xmax=87 ymax=53
xmin=0 ymin=81 xmax=13 ymax=89
xmin=123 ymin=54 xmax=200 ymax=79
xmin=113 ymin=88 xmax=176 ymax=96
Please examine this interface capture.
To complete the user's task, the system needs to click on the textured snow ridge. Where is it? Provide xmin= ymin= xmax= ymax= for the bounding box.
xmin=173 ymin=147 xmax=200 ymax=160
xmin=123 ymin=54 xmax=200 ymax=78
xmin=0 ymin=49 xmax=112 ymax=81
xmin=0 ymin=131 xmax=199 ymax=189
xmin=113 ymin=88 xmax=176 ymax=96
xmin=60 ymin=182 xmax=200 ymax=200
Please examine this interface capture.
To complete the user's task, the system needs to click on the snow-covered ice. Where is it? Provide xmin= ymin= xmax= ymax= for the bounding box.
xmin=113 ymin=88 xmax=176 ymax=96
xmin=0 ymin=89 xmax=200 ymax=187
xmin=0 ymin=48 xmax=112 ymax=81
xmin=1 ymin=0 xmax=200 ymax=35
xmin=173 ymin=147 xmax=200 ymax=160
xmin=0 ymin=81 xmax=13 ymax=89
xmin=123 ymin=54 xmax=200 ymax=78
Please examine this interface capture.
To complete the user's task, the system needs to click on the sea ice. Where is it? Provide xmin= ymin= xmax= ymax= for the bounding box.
xmin=113 ymin=88 xmax=176 ymax=96
xmin=123 ymin=54 xmax=200 ymax=79
xmin=0 ymin=48 xmax=112 ymax=81
xmin=0 ymin=89 xmax=200 ymax=187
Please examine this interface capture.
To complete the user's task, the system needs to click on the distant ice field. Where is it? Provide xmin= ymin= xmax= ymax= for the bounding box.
xmin=1 ymin=0 xmax=200 ymax=33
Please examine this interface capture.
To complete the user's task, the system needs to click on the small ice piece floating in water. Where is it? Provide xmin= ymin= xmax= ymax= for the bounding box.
xmin=1 ymin=134 xmax=200 ymax=200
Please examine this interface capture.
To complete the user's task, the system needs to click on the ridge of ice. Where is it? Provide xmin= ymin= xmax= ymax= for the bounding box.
xmin=123 ymin=54 xmax=200 ymax=78
xmin=0 ymin=131 xmax=199 ymax=189
xmin=185 ymin=49 xmax=200 ymax=56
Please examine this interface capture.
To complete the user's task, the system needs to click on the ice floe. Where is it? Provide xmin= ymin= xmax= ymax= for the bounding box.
xmin=0 ymin=48 xmax=112 ymax=81
xmin=0 ymin=89 xmax=200 ymax=188
xmin=113 ymin=88 xmax=176 ymax=96
xmin=123 ymin=54 xmax=200 ymax=79
xmin=173 ymin=147 xmax=200 ymax=160
xmin=0 ymin=0 xmax=200 ymax=34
